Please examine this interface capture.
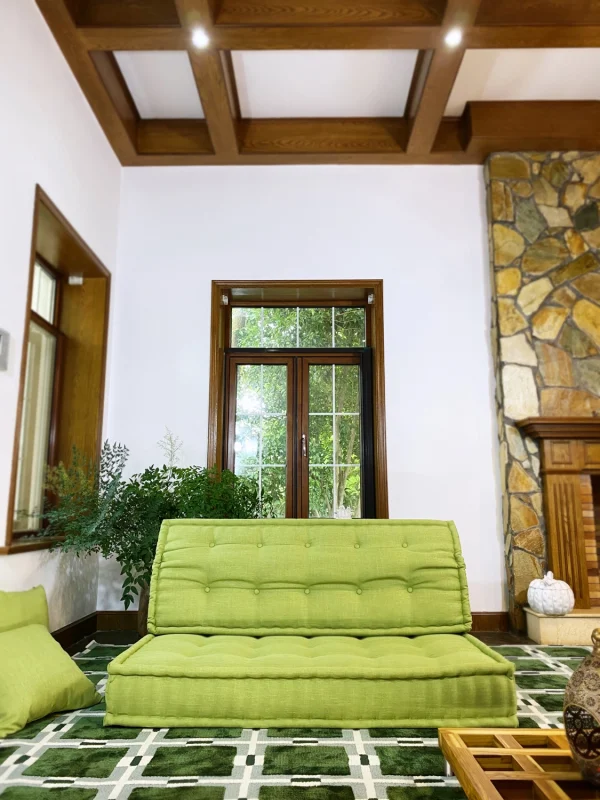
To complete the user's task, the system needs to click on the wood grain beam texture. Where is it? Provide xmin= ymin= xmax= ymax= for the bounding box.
xmin=35 ymin=0 xmax=138 ymax=164
xmin=462 ymin=101 xmax=600 ymax=155
xmin=78 ymin=23 xmax=600 ymax=51
xmin=37 ymin=0 xmax=600 ymax=165
xmin=406 ymin=0 xmax=481 ymax=155
xmin=132 ymin=102 xmax=600 ymax=164
xmin=174 ymin=0 xmax=240 ymax=156
xmin=79 ymin=25 xmax=441 ymax=51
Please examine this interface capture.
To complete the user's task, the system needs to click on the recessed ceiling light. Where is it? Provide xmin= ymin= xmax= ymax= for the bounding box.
xmin=191 ymin=27 xmax=210 ymax=49
xmin=444 ymin=27 xmax=463 ymax=48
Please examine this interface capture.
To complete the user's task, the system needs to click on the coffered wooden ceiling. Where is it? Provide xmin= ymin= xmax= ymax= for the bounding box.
xmin=36 ymin=0 xmax=600 ymax=166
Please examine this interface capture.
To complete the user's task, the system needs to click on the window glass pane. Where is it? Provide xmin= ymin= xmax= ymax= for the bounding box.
xmin=298 ymin=308 xmax=333 ymax=347
xmin=261 ymin=467 xmax=287 ymax=518
xmin=337 ymin=466 xmax=361 ymax=518
xmin=309 ymin=467 xmax=334 ymax=518
xmin=263 ymin=308 xmax=297 ymax=348
xmin=262 ymin=416 xmax=287 ymax=465
xmin=309 ymin=415 xmax=333 ymax=465
xmin=308 ymin=364 xmax=332 ymax=412
xmin=336 ymin=414 xmax=361 ymax=464
xmin=231 ymin=306 xmax=366 ymax=349
xmin=31 ymin=263 xmax=57 ymax=324
xmin=335 ymin=364 xmax=360 ymax=412
xmin=13 ymin=322 xmax=57 ymax=532
xmin=231 ymin=308 xmax=262 ymax=347
xmin=233 ymin=363 xmax=287 ymax=517
xmin=308 ymin=363 xmax=361 ymax=518
xmin=335 ymin=307 xmax=366 ymax=347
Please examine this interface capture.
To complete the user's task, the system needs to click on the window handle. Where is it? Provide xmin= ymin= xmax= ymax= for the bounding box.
xmin=301 ymin=433 xmax=307 ymax=457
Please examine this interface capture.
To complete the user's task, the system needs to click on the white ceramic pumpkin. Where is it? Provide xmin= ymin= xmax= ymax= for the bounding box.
xmin=527 ymin=572 xmax=575 ymax=616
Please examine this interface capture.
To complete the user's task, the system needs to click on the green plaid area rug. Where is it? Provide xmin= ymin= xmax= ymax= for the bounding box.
xmin=0 ymin=641 xmax=591 ymax=800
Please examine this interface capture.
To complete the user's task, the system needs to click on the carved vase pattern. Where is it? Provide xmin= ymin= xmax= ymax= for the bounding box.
xmin=564 ymin=629 xmax=600 ymax=787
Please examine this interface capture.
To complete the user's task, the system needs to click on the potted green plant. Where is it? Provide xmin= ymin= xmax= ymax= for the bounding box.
xmin=43 ymin=434 xmax=268 ymax=634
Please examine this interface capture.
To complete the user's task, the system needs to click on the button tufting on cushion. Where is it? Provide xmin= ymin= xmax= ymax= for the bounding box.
xmin=205 ymin=587 xmax=210 ymax=593
xmin=305 ymin=543 xmax=311 ymax=548
xmin=257 ymin=543 xmax=263 ymax=548
xmin=109 ymin=633 xmax=515 ymax=682
xmin=254 ymin=589 xmax=260 ymax=595
xmin=356 ymin=589 xmax=362 ymax=595
xmin=407 ymin=587 xmax=413 ymax=593
xmin=304 ymin=589 xmax=310 ymax=595
xmin=147 ymin=519 xmax=473 ymax=637
xmin=209 ymin=542 xmax=215 ymax=547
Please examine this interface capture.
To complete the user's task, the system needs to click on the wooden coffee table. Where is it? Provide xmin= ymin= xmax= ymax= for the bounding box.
xmin=439 ymin=728 xmax=600 ymax=799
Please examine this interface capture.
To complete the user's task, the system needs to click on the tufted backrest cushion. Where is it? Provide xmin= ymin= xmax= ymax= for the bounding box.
xmin=147 ymin=519 xmax=472 ymax=636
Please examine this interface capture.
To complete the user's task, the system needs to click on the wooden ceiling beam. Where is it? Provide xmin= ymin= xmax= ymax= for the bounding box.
xmin=35 ymin=0 xmax=600 ymax=168
xmin=463 ymin=100 xmax=600 ymax=155
xmin=137 ymin=119 xmax=213 ymax=155
xmin=74 ymin=0 xmax=180 ymax=26
xmin=80 ymin=27 xmax=187 ymax=50
xmin=476 ymin=0 xmax=600 ymax=26
xmin=215 ymin=0 xmax=444 ymax=26
xmin=35 ymin=0 xmax=138 ymax=164
xmin=127 ymin=101 xmax=600 ymax=165
xmin=133 ymin=150 xmax=481 ymax=167
xmin=175 ymin=0 xmax=239 ymax=156
xmin=89 ymin=51 xmax=139 ymax=144
xmin=78 ymin=23 xmax=600 ymax=51
xmin=79 ymin=25 xmax=440 ymax=51
xmin=467 ymin=26 xmax=600 ymax=48
xmin=405 ymin=0 xmax=481 ymax=155
xmin=238 ymin=119 xmax=409 ymax=155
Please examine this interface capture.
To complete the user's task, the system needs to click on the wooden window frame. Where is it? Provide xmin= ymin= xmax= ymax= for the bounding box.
xmin=12 ymin=258 xmax=66 ymax=539
xmin=208 ymin=280 xmax=389 ymax=518
xmin=1 ymin=187 xmax=112 ymax=555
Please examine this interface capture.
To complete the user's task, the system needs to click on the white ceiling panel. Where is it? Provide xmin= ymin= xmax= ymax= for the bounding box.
xmin=115 ymin=51 xmax=204 ymax=119
xmin=446 ymin=49 xmax=600 ymax=117
xmin=232 ymin=50 xmax=419 ymax=118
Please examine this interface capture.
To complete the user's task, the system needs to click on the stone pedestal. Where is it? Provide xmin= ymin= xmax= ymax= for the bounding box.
xmin=525 ymin=605 xmax=600 ymax=645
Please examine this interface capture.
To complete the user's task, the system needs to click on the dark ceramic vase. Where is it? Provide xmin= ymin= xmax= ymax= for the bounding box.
xmin=564 ymin=629 xmax=600 ymax=787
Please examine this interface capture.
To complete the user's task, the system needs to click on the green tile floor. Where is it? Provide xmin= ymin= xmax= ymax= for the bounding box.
xmin=0 ymin=641 xmax=591 ymax=800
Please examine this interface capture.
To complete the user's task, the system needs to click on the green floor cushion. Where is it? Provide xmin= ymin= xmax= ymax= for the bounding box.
xmin=0 ymin=586 xmax=49 ymax=633
xmin=105 ymin=632 xmax=517 ymax=728
xmin=0 ymin=624 xmax=101 ymax=739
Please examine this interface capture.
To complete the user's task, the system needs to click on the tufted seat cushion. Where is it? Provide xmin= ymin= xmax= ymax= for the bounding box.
xmin=105 ymin=632 xmax=516 ymax=728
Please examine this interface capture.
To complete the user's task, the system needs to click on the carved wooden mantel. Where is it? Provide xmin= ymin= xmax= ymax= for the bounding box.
xmin=517 ymin=417 xmax=600 ymax=608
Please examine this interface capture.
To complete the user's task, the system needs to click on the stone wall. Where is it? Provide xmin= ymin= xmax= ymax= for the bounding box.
xmin=486 ymin=152 xmax=600 ymax=629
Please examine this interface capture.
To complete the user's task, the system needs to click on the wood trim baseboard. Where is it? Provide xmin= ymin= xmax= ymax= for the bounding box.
xmin=96 ymin=610 xmax=139 ymax=631
xmin=471 ymin=612 xmax=510 ymax=632
xmin=52 ymin=611 xmax=98 ymax=651
xmin=62 ymin=609 xmax=510 ymax=638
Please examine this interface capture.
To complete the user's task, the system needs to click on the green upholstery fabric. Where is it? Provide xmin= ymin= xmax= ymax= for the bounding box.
xmin=0 ymin=625 xmax=100 ymax=739
xmin=105 ymin=633 xmax=516 ymax=728
xmin=147 ymin=519 xmax=472 ymax=636
xmin=106 ymin=519 xmax=517 ymax=728
xmin=0 ymin=585 xmax=49 ymax=633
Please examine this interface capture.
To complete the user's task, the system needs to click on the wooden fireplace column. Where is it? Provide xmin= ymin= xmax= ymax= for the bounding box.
xmin=518 ymin=418 xmax=600 ymax=609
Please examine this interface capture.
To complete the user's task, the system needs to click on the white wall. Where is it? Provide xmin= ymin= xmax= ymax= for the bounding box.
xmin=0 ymin=0 xmax=121 ymax=629
xmin=104 ymin=165 xmax=505 ymax=612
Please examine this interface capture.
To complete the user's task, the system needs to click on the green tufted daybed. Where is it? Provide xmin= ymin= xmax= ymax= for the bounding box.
xmin=104 ymin=519 xmax=517 ymax=729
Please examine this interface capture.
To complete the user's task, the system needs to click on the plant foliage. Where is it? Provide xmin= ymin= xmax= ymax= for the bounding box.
xmin=44 ymin=440 xmax=268 ymax=608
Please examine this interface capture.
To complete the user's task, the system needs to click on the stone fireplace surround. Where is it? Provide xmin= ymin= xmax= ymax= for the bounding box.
xmin=486 ymin=151 xmax=600 ymax=630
